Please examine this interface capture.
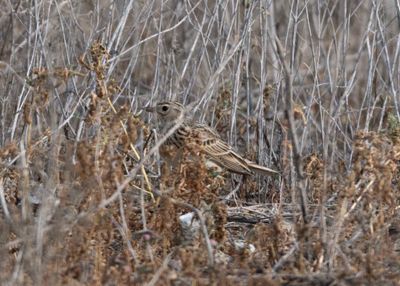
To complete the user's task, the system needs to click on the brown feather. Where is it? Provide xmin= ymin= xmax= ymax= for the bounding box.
xmin=191 ymin=124 xmax=253 ymax=175
xmin=146 ymin=101 xmax=280 ymax=177
xmin=245 ymin=160 xmax=280 ymax=176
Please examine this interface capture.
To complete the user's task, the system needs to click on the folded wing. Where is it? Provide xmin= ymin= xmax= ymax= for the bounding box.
xmin=191 ymin=124 xmax=279 ymax=176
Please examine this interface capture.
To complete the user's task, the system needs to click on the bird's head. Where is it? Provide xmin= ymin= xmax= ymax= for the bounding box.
xmin=145 ymin=101 xmax=185 ymax=122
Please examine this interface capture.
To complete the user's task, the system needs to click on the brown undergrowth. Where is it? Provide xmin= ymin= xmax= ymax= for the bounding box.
xmin=0 ymin=41 xmax=399 ymax=286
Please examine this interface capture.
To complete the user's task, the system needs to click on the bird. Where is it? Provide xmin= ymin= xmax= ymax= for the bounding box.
xmin=145 ymin=101 xmax=279 ymax=176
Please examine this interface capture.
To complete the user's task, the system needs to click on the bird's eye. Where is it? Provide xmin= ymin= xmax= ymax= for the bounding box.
xmin=162 ymin=105 xmax=169 ymax=112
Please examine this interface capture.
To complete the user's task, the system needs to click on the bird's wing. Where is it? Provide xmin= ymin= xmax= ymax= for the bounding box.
xmin=191 ymin=124 xmax=253 ymax=175
xmin=192 ymin=124 xmax=280 ymax=176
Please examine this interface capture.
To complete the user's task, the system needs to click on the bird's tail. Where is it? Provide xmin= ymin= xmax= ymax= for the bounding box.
xmin=245 ymin=160 xmax=280 ymax=176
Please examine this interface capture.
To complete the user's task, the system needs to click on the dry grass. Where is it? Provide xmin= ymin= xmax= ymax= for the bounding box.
xmin=1 ymin=0 xmax=400 ymax=285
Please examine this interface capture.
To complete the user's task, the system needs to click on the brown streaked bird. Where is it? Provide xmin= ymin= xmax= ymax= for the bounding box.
xmin=145 ymin=101 xmax=279 ymax=176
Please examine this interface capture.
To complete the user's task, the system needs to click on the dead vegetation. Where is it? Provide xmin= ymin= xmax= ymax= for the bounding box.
xmin=1 ymin=1 xmax=400 ymax=285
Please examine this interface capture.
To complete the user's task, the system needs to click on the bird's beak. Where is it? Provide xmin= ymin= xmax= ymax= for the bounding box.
xmin=144 ymin=106 xmax=156 ymax=112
